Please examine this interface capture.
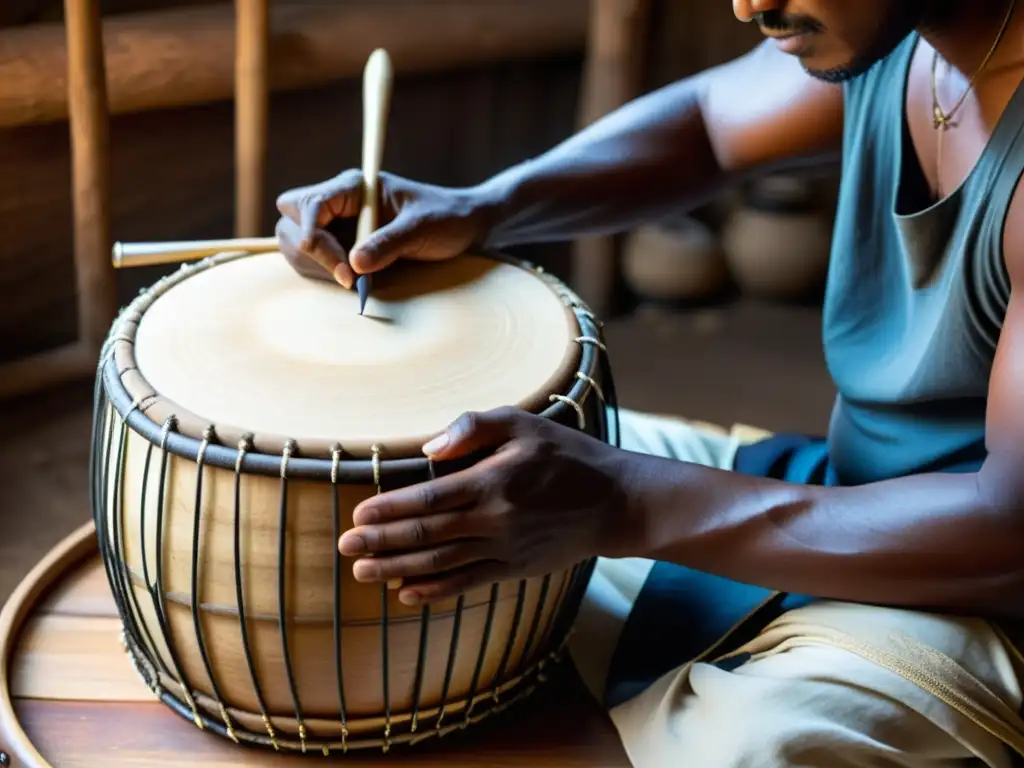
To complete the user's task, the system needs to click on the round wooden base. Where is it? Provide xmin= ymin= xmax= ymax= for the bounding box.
xmin=0 ymin=523 xmax=629 ymax=767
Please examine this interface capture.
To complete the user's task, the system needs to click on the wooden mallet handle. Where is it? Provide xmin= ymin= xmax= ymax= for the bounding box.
xmin=356 ymin=48 xmax=394 ymax=248
xmin=111 ymin=236 xmax=279 ymax=268
xmin=353 ymin=49 xmax=394 ymax=313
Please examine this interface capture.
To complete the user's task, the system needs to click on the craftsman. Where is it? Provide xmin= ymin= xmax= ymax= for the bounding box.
xmin=275 ymin=1 xmax=1024 ymax=765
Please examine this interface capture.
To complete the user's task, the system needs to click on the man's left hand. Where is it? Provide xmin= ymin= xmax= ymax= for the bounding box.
xmin=338 ymin=406 xmax=635 ymax=606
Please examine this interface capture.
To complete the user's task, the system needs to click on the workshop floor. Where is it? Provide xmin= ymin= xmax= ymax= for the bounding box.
xmin=0 ymin=299 xmax=835 ymax=606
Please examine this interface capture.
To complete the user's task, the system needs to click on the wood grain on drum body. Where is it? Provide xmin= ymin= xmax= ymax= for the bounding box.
xmin=109 ymin=415 xmax=570 ymax=725
xmin=0 ymin=524 xmax=629 ymax=766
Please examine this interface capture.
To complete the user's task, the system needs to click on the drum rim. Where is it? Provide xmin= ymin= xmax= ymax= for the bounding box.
xmin=96 ymin=249 xmax=610 ymax=482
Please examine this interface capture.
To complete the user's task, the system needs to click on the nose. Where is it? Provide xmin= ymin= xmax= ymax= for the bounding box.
xmin=732 ymin=0 xmax=784 ymax=22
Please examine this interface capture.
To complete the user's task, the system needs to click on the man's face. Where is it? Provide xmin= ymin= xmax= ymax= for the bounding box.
xmin=733 ymin=0 xmax=957 ymax=82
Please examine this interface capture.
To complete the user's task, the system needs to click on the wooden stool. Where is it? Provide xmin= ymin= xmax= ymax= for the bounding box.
xmin=0 ymin=523 xmax=629 ymax=767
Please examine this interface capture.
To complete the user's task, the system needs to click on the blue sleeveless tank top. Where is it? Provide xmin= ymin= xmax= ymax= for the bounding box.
xmin=825 ymin=32 xmax=1021 ymax=486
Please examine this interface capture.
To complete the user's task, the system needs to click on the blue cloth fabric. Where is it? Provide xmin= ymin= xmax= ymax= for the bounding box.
xmin=603 ymin=435 xmax=827 ymax=708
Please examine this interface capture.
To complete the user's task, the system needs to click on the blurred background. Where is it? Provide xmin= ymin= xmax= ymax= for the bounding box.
xmin=0 ymin=1 xmax=836 ymax=603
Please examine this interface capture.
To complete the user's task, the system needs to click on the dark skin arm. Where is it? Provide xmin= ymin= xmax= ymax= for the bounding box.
xmin=615 ymin=208 xmax=1024 ymax=618
xmin=274 ymin=41 xmax=843 ymax=284
xmin=334 ymin=44 xmax=1024 ymax=620
xmin=479 ymin=40 xmax=843 ymax=246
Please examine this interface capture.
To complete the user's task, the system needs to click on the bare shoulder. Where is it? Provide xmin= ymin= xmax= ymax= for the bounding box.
xmin=698 ymin=40 xmax=846 ymax=174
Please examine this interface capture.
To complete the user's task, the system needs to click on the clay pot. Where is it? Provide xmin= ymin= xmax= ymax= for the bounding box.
xmin=721 ymin=175 xmax=833 ymax=302
xmin=622 ymin=217 xmax=730 ymax=305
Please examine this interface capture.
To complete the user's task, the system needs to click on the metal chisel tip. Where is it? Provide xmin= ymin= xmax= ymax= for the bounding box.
xmin=356 ymin=274 xmax=371 ymax=315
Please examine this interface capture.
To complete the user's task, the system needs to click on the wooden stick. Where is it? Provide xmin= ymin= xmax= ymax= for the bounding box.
xmin=235 ymin=0 xmax=269 ymax=237
xmin=354 ymin=49 xmax=395 ymax=314
xmin=111 ymin=237 xmax=279 ymax=269
xmin=356 ymin=50 xmax=394 ymax=251
xmin=571 ymin=0 xmax=650 ymax=317
xmin=64 ymin=0 xmax=116 ymax=355
xmin=0 ymin=0 xmax=588 ymax=129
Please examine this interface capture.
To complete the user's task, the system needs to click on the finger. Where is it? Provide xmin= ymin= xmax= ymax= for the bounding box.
xmin=397 ymin=561 xmax=507 ymax=606
xmin=275 ymin=170 xmax=364 ymax=223
xmin=275 ymin=170 xmax=365 ymax=247
xmin=351 ymin=539 xmax=493 ymax=585
xmin=421 ymin=406 xmax=526 ymax=460
xmin=349 ymin=471 xmax=480 ymax=528
xmin=348 ymin=209 xmax=430 ymax=275
xmin=340 ymin=508 xmax=480 ymax=556
xmin=276 ymin=216 xmax=354 ymax=288
xmin=275 ymin=184 xmax=327 ymax=238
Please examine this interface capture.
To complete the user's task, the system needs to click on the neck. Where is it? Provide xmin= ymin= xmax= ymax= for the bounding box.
xmin=920 ymin=0 xmax=1021 ymax=77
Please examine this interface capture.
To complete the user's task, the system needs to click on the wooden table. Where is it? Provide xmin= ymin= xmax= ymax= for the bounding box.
xmin=0 ymin=523 xmax=630 ymax=767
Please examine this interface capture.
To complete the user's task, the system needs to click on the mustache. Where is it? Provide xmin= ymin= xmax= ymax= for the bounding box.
xmin=753 ymin=10 xmax=824 ymax=35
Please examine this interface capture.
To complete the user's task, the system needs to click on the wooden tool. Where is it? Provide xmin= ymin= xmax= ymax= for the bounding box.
xmin=354 ymin=48 xmax=394 ymax=315
xmin=111 ymin=236 xmax=279 ymax=268
xmin=112 ymin=47 xmax=394 ymax=316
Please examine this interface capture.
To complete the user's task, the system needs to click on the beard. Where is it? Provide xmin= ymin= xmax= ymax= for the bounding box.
xmin=756 ymin=0 xmax=960 ymax=83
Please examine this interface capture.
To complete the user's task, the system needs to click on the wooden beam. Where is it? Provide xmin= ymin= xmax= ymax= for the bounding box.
xmin=234 ymin=0 xmax=269 ymax=237
xmin=0 ymin=0 xmax=589 ymax=129
xmin=572 ymin=0 xmax=650 ymax=318
xmin=64 ymin=0 xmax=115 ymax=356
xmin=0 ymin=343 xmax=94 ymax=401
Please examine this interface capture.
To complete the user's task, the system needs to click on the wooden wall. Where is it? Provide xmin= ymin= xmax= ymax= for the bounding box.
xmin=0 ymin=54 xmax=584 ymax=364
xmin=0 ymin=1 xmax=764 ymax=365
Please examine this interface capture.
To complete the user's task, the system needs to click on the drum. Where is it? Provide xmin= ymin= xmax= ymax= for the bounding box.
xmin=85 ymin=250 xmax=618 ymax=755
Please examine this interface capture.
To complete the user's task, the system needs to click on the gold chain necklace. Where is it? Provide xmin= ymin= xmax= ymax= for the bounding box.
xmin=930 ymin=0 xmax=1017 ymax=196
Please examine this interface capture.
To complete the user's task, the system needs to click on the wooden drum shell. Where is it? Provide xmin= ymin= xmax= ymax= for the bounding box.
xmin=88 ymin=251 xmax=617 ymax=754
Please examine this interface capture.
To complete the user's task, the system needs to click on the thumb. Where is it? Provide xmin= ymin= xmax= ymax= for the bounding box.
xmin=422 ymin=407 xmax=524 ymax=460
xmin=348 ymin=210 xmax=430 ymax=274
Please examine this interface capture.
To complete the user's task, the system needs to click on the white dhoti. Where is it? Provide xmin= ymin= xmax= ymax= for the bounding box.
xmin=569 ymin=410 xmax=1024 ymax=767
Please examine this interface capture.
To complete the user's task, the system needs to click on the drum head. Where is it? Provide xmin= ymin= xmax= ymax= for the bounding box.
xmin=126 ymin=253 xmax=579 ymax=458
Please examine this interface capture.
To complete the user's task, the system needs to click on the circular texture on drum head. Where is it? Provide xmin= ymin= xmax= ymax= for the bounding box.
xmin=130 ymin=253 xmax=578 ymax=458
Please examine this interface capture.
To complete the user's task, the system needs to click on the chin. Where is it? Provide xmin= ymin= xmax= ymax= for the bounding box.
xmin=801 ymin=53 xmax=878 ymax=84
xmin=800 ymin=29 xmax=915 ymax=85
xmin=769 ymin=39 xmax=855 ymax=84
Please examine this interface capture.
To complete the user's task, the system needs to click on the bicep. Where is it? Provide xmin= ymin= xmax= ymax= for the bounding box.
xmin=987 ymin=197 xmax=1024 ymax=463
xmin=698 ymin=40 xmax=846 ymax=175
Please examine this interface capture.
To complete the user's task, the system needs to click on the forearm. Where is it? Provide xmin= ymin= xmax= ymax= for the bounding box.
xmin=614 ymin=454 xmax=1024 ymax=618
xmin=473 ymin=76 xmax=731 ymax=247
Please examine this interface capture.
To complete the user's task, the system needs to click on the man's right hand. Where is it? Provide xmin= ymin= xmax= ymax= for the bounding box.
xmin=275 ymin=169 xmax=493 ymax=287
